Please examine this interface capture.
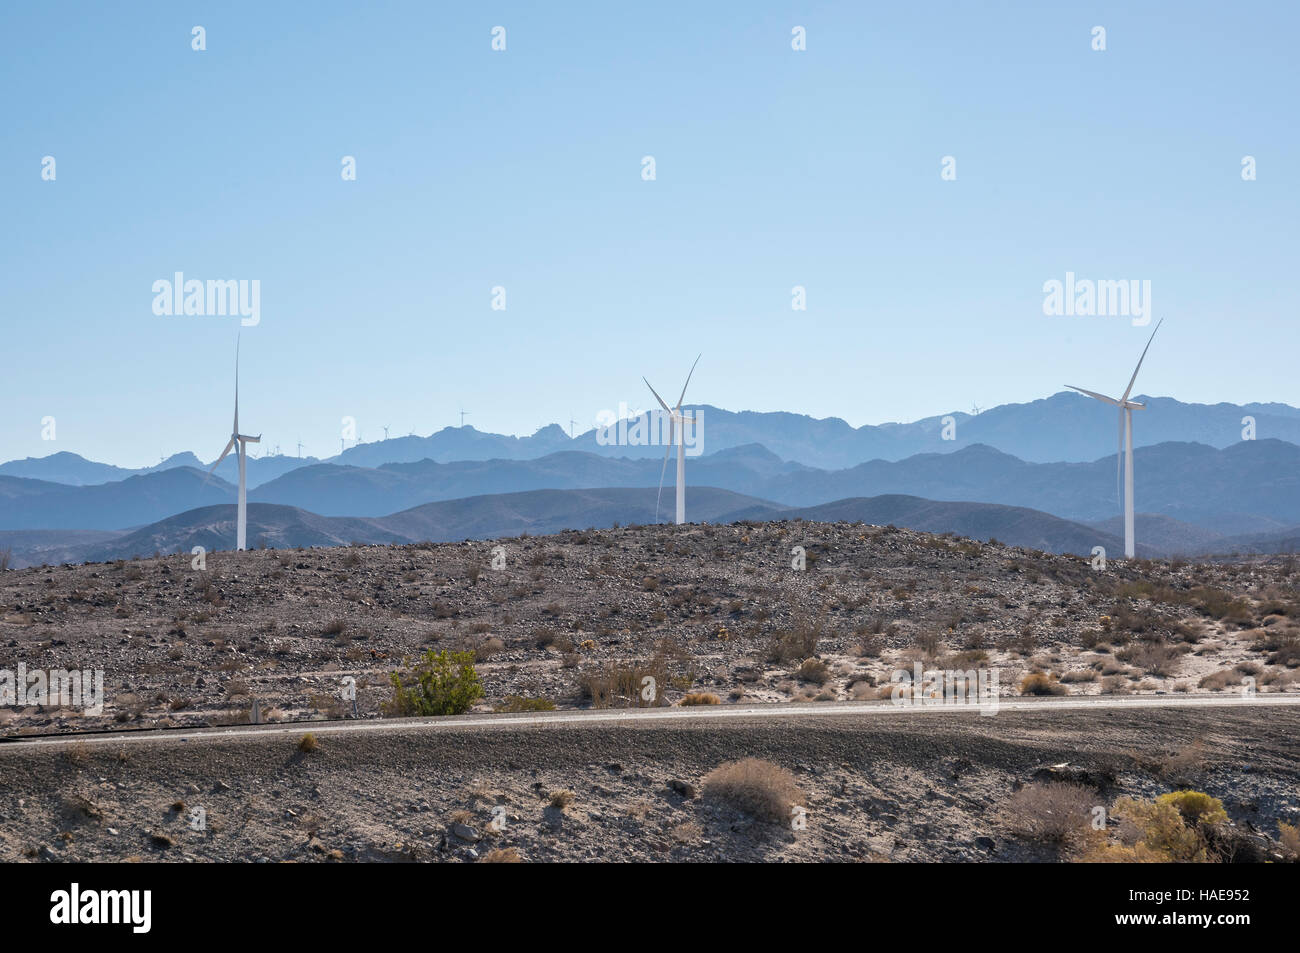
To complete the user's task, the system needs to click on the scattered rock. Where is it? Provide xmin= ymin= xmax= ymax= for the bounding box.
xmin=669 ymin=779 xmax=697 ymax=799
xmin=451 ymin=823 xmax=480 ymax=843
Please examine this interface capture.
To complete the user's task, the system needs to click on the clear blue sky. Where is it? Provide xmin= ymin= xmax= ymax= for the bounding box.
xmin=3 ymin=1 xmax=1296 ymax=467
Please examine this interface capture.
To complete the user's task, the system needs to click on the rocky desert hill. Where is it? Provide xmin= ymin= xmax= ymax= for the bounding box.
xmin=2 ymin=519 xmax=1297 ymax=737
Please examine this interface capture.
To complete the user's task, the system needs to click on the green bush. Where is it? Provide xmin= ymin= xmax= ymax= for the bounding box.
xmin=385 ymin=649 xmax=483 ymax=716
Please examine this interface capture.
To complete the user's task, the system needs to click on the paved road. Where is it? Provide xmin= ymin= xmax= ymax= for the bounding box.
xmin=2 ymin=691 xmax=1295 ymax=751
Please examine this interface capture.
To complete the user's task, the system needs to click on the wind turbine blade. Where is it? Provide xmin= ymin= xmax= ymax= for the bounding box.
xmin=1120 ymin=318 xmax=1163 ymax=403
xmin=202 ymin=438 xmax=237 ymax=488
xmin=233 ymin=335 xmax=240 ymax=434
xmin=643 ymin=378 xmax=671 ymax=414
xmin=655 ymin=421 xmax=674 ymax=524
xmin=1065 ymin=385 xmax=1121 ymax=406
xmin=210 ymin=439 xmax=236 ymax=471
xmin=674 ymin=353 xmax=702 ymax=411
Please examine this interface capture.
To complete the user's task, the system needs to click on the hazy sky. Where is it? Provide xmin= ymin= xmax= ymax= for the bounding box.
xmin=3 ymin=1 xmax=1296 ymax=467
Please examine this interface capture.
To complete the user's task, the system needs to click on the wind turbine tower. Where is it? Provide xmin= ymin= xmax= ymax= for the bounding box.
xmin=1066 ymin=320 xmax=1163 ymax=560
xmin=644 ymin=354 xmax=701 ymax=525
xmin=207 ymin=339 xmax=261 ymax=551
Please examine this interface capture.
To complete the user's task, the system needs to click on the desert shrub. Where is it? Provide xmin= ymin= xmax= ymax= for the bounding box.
xmin=767 ymin=618 xmax=823 ymax=663
xmin=1158 ymin=741 xmax=1207 ymax=781
xmin=1266 ymin=636 xmax=1300 ymax=667
xmin=795 ymin=658 xmax=831 ymax=685
xmin=679 ymin=692 xmax=721 ymax=706
xmin=578 ymin=661 xmax=667 ymax=709
xmin=298 ymin=733 xmax=319 ymax=753
xmin=703 ymin=758 xmax=806 ymax=824
xmin=549 ymin=789 xmax=575 ymax=809
xmin=1060 ymin=669 xmax=1097 ymax=683
xmin=915 ymin=631 xmax=942 ymax=655
xmin=1093 ymin=790 xmax=1228 ymax=863
xmin=851 ymin=680 xmax=877 ymax=700
xmin=475 ymin=636 xmax=506 ymax=660
xmin=385 ymin=649 xmax=484 ymax=716
xmin=1003 ymin=782 xmax=1097 ymax=848
xmin=322 ymin=619 xmax=346 ymax=637
xmin=1198 ymin=669 xmax=1239 ymax=691
xmin=1117 ymin=642 xmax=1183 ymax=677
xmin=1190 ymin=587 xmax=1251 ymax=622
xmin=1019 ymin=673 xmax=1068 ymax=696
xmin=1160 ymin=790 xmax=1227 ymax=825
xmin=1279 ymin=822 xmax=1300 ymax=858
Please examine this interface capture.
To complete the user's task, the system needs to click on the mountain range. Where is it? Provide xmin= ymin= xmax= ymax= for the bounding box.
xmin=6 ymin=437 xmax=1292 ymax=534
xmin=5 ymin=393 xmax=1297 ymax=487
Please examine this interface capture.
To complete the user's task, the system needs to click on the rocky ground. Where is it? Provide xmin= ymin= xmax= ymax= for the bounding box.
xmin=1 ymin=521 xmax=1298 ymax=736
xmin=0 ymin=706 xmax=1296 ymax=863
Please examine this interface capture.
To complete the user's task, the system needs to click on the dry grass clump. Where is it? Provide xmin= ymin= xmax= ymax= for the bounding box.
xmin=702 ymin=757 xmax=806 ymax=824
xmin=479 ymin=846 xmax=522 ymax=862
xmin=1002 ymin=781 xmax=1097 ymax=849
xmin=549 ymin=789 xmax=576 ymax=810
xmin=1198 ymin=669 xmax=1239 ymax=691
xmin=475 ymin=636 xmax=506 ymax=660
xmin=298 ymin=732 xmax=319 ymax=753
xmin=578 ymin=660 xmax=673 ymax=709
xmin=679 ymin=692 xmax=721 ymax=706
xmin=795 ymin=658 xmax=831 ymax=685
xmin=1019 ymin=672 xmax=1068 ymax=696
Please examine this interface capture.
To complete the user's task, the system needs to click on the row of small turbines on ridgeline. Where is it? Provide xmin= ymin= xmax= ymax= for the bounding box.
xmin=207 ymin=321 xmax=1162 ymax=560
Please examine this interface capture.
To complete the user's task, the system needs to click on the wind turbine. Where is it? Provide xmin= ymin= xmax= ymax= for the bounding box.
xmin=644 ymin=354 xmax=701 ymax=525
xmin=459 ymin=408 xmax=470 ymax=428
xmin=208 ymin=338 xmax=261 ymax=551
xmin=1066 ymin=319 xmax=1163 ymax=560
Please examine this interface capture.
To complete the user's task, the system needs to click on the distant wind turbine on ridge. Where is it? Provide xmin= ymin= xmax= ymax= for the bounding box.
xmin=207 ymin=338 xmax=260 ymax=551
xmin=644 ymin=354 xmax=701 ymax=526
xmin=1065 ymin=319 xmax=1163 ymax=560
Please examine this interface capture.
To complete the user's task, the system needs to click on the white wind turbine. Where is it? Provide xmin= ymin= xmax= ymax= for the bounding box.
xmin=644 ymin=354 xmax=701 ymax=525
xmin=1066 ymin=319 xmax=1163 ymax=560
xmin=208 ymin=339 xmax=261 ymax=551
